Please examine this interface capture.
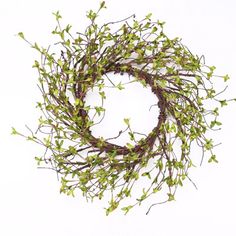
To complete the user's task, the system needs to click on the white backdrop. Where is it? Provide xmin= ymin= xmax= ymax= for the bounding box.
xmin=0 ymin=0 xmax=236 ymax=235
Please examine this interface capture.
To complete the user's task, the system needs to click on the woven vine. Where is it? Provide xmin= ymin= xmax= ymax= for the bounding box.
xmin=14 ymin=2 xmax=233 ymax=214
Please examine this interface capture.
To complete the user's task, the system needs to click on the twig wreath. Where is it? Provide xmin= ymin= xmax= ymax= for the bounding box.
xmin=14 ymin=2 xmax=233 ymax=214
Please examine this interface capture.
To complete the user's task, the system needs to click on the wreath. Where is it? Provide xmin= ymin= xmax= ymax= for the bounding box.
xmin=14 ymin=2 xmax=232 ymax=214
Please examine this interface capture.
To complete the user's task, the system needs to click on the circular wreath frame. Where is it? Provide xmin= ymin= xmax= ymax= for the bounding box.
xmin=15 ymin=2 xmax=232 ymax=215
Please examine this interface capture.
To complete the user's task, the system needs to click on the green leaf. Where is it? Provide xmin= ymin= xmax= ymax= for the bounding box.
xmin=145 ymin=13 xmax=152 ymax=20
xmin=209 ymin=65 xmax=216 ymax=71
xmin=219 ymin=100 xmax=228 ymax=107
xmin=128 ymin=131 xmax=135 ymax=141
xmin=11 ymin=127 xmax=19 ymax=135
xmin=204 ymin=139 xmax=213 ymax=150
xmin=208 ymin=154 xmax=218 ymax=163
xmin=139 ymin=188 xmax=148 ymax=201
xmin=95 ymin=106 xmax=105 ymax=116
xmin=124 ymin=118 xmax=130 ymax=126
xmin=215 ymin=121 xmax=222 ymax=126
xmin=55 ymin=139 xmax=64 ymax=150
xmin=67 ymin=189 xmax=75 ymax=197
xmin=126 ymin=143 xmax=134 ymax=150
xmin=121 ymin=205 xmax=133 ymax=214
xmin=32 ymin=60 xmax=40 ymax=68
xmin=144 ymin=22 xmax=151 ymax=29
xmin=43 ymin=136 xmax=51 ymax=147
xmin=100 ymin=1 xmax=106 ymax=9
xmin=167 ymin=193 xmax=175 ymax=201
xmin=65 ymin=39 xmax=70 ymax=47
xmin=75 ymin=98 xmax=82 ymax=106
xmin=18 ymin=32 xmax=25 ymax=39
xmin=106 ymin=199 xmax=119 ymax=215
xmin=87 ymin=10 xmax=97 ymax=21
xmin=99 ymin=91 xmax=106 ymax=99
xmin=65 ymin=24 xmax=72 ymax=33
xmin=151 ymin=26 xmax=157 ymax=33
xmin=223 ymin=74 xmax=230 ymax=82
xmin=60 ymin=31 xmax=65 ymax=41
xmin=53 ymin=11 xmax=62 ymax=21
xmin=27 ymin=136 xmax=35 ymax=141
xmin=153 ymin=187 xmax=159 ymax=193
xmin=210 ymin=120 xmax=222 ymax=128
xmin=35 ymin=156 xmax=43 ymax=165
xmin=157 ymin=20 xmax=166 ymax=27
xmin=206 ymin=66 xmax=216 ymax=79
xmin=117 ymin=82 xmax=125 ymax=90
xmin=32 ymin=42 xmax=40 ymax=51
xmin=142 ymin=172 xmax=151 ymax=179
xmin=156 ymin=160 xmax=163 ymax=170
xmin=57 ymin=59 xmax=63 ymax=67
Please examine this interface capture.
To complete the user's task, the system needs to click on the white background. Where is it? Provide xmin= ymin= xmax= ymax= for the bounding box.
xmin=1 ymin=0 xmax=236 ymax=235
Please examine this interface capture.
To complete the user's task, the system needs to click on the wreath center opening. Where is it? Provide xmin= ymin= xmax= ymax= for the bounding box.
xmin=85 ymin=72 xmax=160 ymax=147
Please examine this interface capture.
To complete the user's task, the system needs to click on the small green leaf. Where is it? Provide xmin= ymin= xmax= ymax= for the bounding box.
xmin=32 ymin=42 xmax=40 ymax=51
xmin=142 ymin=172 xmax=151 ymax=179
xmin=95 ymin=106 xmax=105 ymax=116
xmin=151 ymin=26 xmax=157 ymax=33
xmin=124 ymin=118 xmax=130 ymax=126
xmin=153 ymin=187 xmax=159 ymax=193
xmin=65 ymin=39 xmax=71 ymax=47
xmin=223 ymin=74 xmax=230 ymax=82
xmin=145 ymin=13 xmax=152 ymax=20
xmin=215 ymin=121 xmax=222 ymax=126
xmin=117 ymin=82 xmax=125 ymax=90
xmin=65 ymin=24 xmax=72 ymax=33
xmin=128 ymin=131 xmax=135 ymax=141
xmin=121 ymin=205 xmax=133 ymax=214
xmin=53 ymin=11 xmax=62 ymax=21
xmin=99 ymin=91 xmax=106 ymax=99
xmin=100 ymin=1 xmax=106 ymax=9
xmin=18 ymin=32 xmax=25 ymax=39
xmin=75 ymin=98 xmax=82 ymax=106
xmin=87 ymin=10 xmax=97 ymax=21
xmin=126 ymin=143 xmax=134 ymax=150
xmin=204 ymin=139 xmax=213 ymax=150
xmin=209 ymin=65 xmax=216 ymax=71
xmin=167 ymin=193 xmax=175 ymax=201
xmin=11 ymin=127 xmax=19 ymax=135
xmin=208 ymin=155 xmax=218 ymax=163
xmin=35 ymin=156 xmax=43 ymax=165
xmin=210 ymin=120 xmax=222 ymax=128
xmin=219 ymin=100 xmax=228 ymax=107
xmin=157 ymin=20 xmax=166 ymax=27
xmin=55 ymin=139 xmax=64 ymax=150
xmin=32 ymin=60 xmax=40 ymax=68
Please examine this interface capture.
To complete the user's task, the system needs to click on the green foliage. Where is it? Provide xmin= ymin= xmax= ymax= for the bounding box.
xmin=18 ymin=32 xmax=25 ymax=39
xmin=53 ymin=11 xmax=62 ymax=21
xmin=11 ymin=127 xmax=19 ymax=135
xmin=123 ymin=118 xmax=130 ymax=126
xmin=16 ymin=3 xmax=233 ymax=215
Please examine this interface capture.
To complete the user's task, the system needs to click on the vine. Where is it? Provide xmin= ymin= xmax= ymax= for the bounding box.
xmin=14 ymin=2 xmax=234 ymax=214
